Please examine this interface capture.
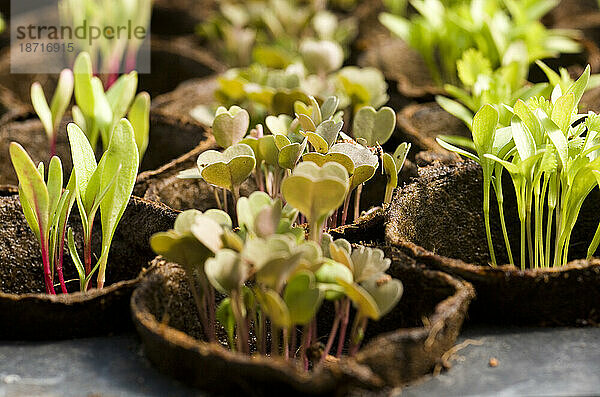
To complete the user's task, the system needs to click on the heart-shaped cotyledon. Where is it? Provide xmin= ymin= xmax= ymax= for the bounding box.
xmin=212 ymin=106 xmax=250 ymax=149
xmin=352 ymin=106 xmax=396 ymax=147
xmin=196 ymin=143 xmax=256 ymax=191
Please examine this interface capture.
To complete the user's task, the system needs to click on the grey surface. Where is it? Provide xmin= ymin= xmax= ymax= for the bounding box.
xmin=403 ymin=326 xmax=600 ymax=397
xmin=0 ymin=326 xmax=599 ymax=397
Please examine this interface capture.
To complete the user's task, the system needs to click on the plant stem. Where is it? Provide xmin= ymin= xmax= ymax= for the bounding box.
xmin=340 ymin=191 xmax=352 ymax=225
xmin=348 ymin=315 xmax=368 ymax=357
xmin=336 ymin=298 xmax=350 ymax=357
xmin=301 ymin=324 xmax=310 ymax=371
xmin=353 ymin=184 xmax=363 ymax=221
xmin=483 ymin=175 xmax=497 ymax=266
xmin=223 ymin=188 xmax=228 ymax=215
xmin=283 ymin=328 xmax=290 ymax=360
xmin=49 ymin=135 xmax=57 ymax=160
xmin=321 ymin=301 xmax=340 ymax=363
xmin=213 ymin=187 xmax=222 ymax=210
xmin=545 ymin=204 xmax=555 ymax=268
xmin=231 ymin=289 xmax=249 ymax=354
xmin=232 ymin=186 xmax=241 ymax=221
xmin=41 ymin=241 xmax=56 ymax=295
xmin=185 ymin=270 xmax=212 ymax=342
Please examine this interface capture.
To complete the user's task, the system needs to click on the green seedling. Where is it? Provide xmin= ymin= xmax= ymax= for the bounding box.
xmin=197 ymin=0 xmax=357 ymax=67
xmin=151 ymin=209 xmax=231 ymax=343
xmin=281 ymin=161 xmax=349 ymax=241
xmin=212 ymin=106 xmax=251 ymax=148
xmin=151 ymin=191 xmax=402 ymax=366
xmin=383 ymin=143 xmax=411 ymax=203
xmin=180 ymin=143 xmax=256 ymax=212
xmin=10 ymin=143 xmax=76 ymax=294
xmin=73 ymin=52 xmax=151 ymax=160
xmin=59 ymin=0 xmax=151 ymax=86
xmin=67 ymin=119 xmax=139 ymax=290
xmin=445 ymin=66 xmax=600 ymax=268
xmin=380 ymin=0 xmax=580 ymax=86
xmin=30 ymin=69 xmax=74 ymax=159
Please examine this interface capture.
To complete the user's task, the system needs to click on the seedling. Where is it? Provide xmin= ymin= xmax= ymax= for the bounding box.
xmin=380 ymin=0 xmax=580 ymax=86
xmin=150 ymin=190 xmax=402 ymax=366
xmin=73 ymin=52 xmax=151 ymax=160
xmin=10 ymin=144 xmax=75 ymax=294
xmin=67 ymin=119 xmax=139 ymax=290
xmin=59 ymin=0 xmax=151 ymax=86
xmin=442 ymin=66 xmax=600 ymax=268
xmin=30 ymin=69 xmax=74 ymax=159
xmin=197 ymin=0 xmax=357 ymax=67
xmin=185 ymin=96 xmax=409 ymax=227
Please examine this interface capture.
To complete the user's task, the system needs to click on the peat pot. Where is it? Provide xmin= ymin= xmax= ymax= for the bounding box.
xmin=385 ymin=160 xmax=600 ymax=325
xmin=131 ymin=254 xmax=474 ymax=395
xmin=0 ymin=188 xmax=176 ymax=339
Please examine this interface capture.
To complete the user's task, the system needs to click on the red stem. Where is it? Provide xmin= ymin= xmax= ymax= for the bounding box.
xmin=49 ymin=136 xmax=57 ymax=160
xmin=41 ymin=241 xmax=56 ymax=295
xmin=56 ymin=235 xmax=68 ymax=294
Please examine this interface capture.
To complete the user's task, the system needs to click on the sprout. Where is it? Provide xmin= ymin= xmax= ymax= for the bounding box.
xmin=352 ymin=106 xmax=396 ymax=147
xmin=380 ymin=0 xmax=580 ymax=86
xmin=73 ymin=52 xmax=151 ymax=161
xmin=281 ymin=161 xmax=349 ymax=241
xmin=9 ymin=144 xmax=75 ymax=294
xmin=30 ymin=69 xmax=74 ymax=158
xmin=443 ymin=66 xmax=600 ymax=269
xmin=150 ymin=199 xmax=402 ymax=366
xmin=212 ymin=106 xmax=251 ymax=148
xmin=67 ymin=119 xmax=139 ymax=290
xmin=59 ymin=0 xmax=151 ymax=85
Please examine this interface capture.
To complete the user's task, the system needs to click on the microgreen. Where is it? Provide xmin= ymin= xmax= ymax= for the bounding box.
xmin=30 ymin=69 xmax=74 ymax=158
xmin=59 ymin=0 xmax=151 ymax=86
xmin=380 ymin=0 xmax=580 ymax=87
xmin=184 ymin=95 xmax=409 ymax=228
xmin=73 ymin=52 xmax=151 ymax=160
xmin=10 ymin=143 xmax=76 ymax=294
xmin=150 ymin=192 xmax=402 ymax=365
xmin=443 ymin=66 xmax=600 ymax=268
xmin=67 ymin=118 xmax=139 ymax=290
xmin=197 ymin=0 xmax=357 ymax=67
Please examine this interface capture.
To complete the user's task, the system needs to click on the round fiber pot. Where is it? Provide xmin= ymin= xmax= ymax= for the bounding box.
xmin=0 ymin=118 xmax=73 ymax=185
xmin=359 ymin=37 xmax=441 ymax=99
xmin=0 ymin=189 xmax=177 ymax=339
xmin=396 ymin=102 xmax=470 ymax=155
xmin=385 ymin=160 xmax=600 ymax=326
xmin=131 ymin=255 xmax=474 ymax=394
xmin=0 ymin=36 xmax=223 ymax=104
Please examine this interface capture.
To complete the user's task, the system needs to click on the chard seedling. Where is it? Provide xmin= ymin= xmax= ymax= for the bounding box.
xmin=67 ymin=119 xmax=139 ymax=290
xmin=30 ymin=69 xmax=74 ymax=158
xmin=59 ymin=0 xmax=151 ymax=85
xmin=73 ymin=52 xmax=151 ymax=160
xmin=10 ymin=144 xmax=76 ymax=294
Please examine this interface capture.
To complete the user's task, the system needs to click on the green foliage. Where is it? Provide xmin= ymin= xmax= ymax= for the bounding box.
xmin=380 ymin=0 xmax=580 ymax=86
xmin=30 ymin=69 xmax=74 ymax=157
xmin=59 ymin=0 xmax=151 ymax=78
xmin=183 ymin=95 xmax=409 ymax=227
xmin=443 ymin=66 xmax=600 ymax=268
xmin=10 ymin=143 xmax=75 ymax=295
xmin=150 ymin=189 xmax=402 ymax=362
xmin=197 ymin=0 xmax=357 ymax=67
xmin=73 ymin=52 xmax=151 ymax=162
xmin=67 ymin=119 xmax=139 ymax=290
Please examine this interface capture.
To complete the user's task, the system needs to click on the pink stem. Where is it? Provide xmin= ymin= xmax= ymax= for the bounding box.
xmin=321 ymin=301 xmax=341 ymax=363
xmin=49 ymin=136 xmax=57 ymax=160
xmin=336 ymin=299 xmax=350 ymax=357
xmin=56 ymin=234 xmax=68 ymax=294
